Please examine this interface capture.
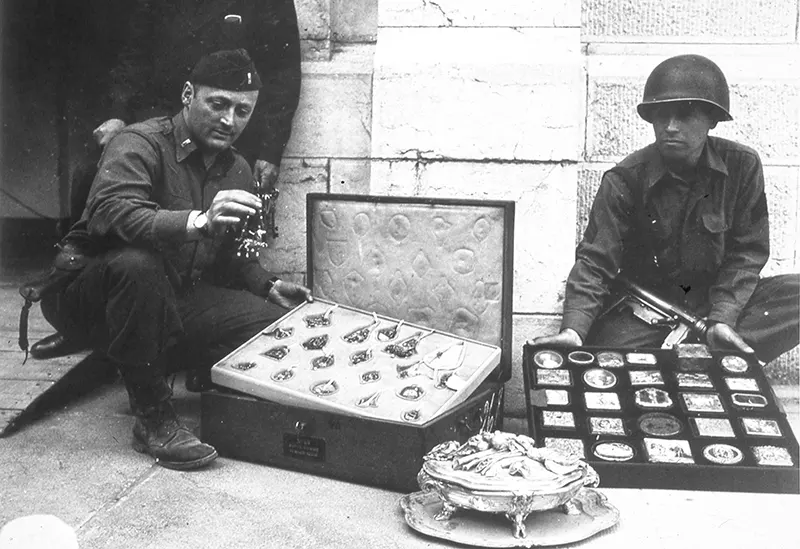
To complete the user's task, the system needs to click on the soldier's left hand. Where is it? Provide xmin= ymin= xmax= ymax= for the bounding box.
xmin=706 ymin=322 xmax=755 ymax=355
xmin=268 ymin=279 xmax=313 ymax=309
xmin=253 ymin=159 xmax=279 ymax=191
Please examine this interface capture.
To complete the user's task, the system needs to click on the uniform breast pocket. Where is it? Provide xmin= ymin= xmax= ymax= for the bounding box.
xmin=695 ymin=212 xmax=728 ymax=268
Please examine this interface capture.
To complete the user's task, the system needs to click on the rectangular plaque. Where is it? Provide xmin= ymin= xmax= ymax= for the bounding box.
xmin=283 ymin=433 xmax=326 ymax=462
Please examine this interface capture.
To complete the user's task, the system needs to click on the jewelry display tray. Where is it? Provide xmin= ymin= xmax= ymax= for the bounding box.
xmin=523 ymin=344 xmax=799 ymax=494
xmin=202 ymin=194 xmax=515 ymax=491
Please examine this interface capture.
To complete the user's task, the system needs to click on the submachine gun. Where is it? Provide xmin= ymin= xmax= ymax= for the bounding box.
xmin=607 ymin=276 xmax=709 ymax=349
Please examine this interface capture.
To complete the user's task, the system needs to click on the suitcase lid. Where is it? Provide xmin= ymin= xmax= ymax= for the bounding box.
xmin=306 ymin=193 xmax=514 ymax=382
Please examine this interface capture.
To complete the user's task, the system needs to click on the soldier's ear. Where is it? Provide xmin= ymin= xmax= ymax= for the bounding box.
xmin=181 ymin=82 xmax=194 ymax=107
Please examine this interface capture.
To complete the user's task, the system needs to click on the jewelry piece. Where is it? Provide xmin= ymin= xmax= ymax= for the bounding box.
xmin=643 ymin=438 xmax=694 ymax=464
xmin=310 ymin=352 xmax=334 ymax=370
xmin=724 ymin=377 xmax=760 ymax=392
xmin=638 ymin=413 xmax=683 ymax=437
xmin=542 ymin=410 xmax=576 ymax=429
xmin=751 ymin=445 xmax=794 ymax=466
xmin=593 ymin=441 xmax=635 ymax=462
xmin=692 ymin=417 xmax=736 ymax=438
xmin=349 ymin=348 xmax=373 ymax=366
xmin=270 ymin=368 xmax=295 ymax=382
xmin=341 ymin=312 xmax=379 ymax=344
xmin=675 ymin=372 xmax=714 ymax=389
xmin=376 ymin=320 xmax=403 ymax=341
xmin=262 ymin=345 xmax=290 ymax=361
xmin=731 ymin=392 xmax=768 ymax=409
xmin=397 ymin=384 xmax=425 ymax=401
xmin=310 ymin=379 xmax=339 ymax=397
xmin=396 ymin=361 xmax=422 ymax=379
xmin=629 ymin=370 xmax=664 ymax=386
xmin=568 ymin=350 xmax=594 ymax=365
xmin=702 ymin=444 xmax=744 ymax=465
xmin=262 ymin=326 xmax=293 ymax=339
xmin=402 ymin=409 xmax=422 ymax=423
xmin=596 ymin=351 xmax=625 ymax=368
xmin=634 ymin=387 xmax=673 ymax=409
xmin=231 ymin=361 xmax=257 ymax=371
xmin=720 ymin=355 xmax=749 ymax=373
xmin=681 ymin=392 xmax=725 ymax=413
xmin=582 ymin=368 xmax=617 ymax=389
xmin=383 ymin=330 xmax=432 ymax=358
xmin=533 ymin=350 xmax=564 ymax=369
xmin=741 ymin=417 xmax=782 ymax=437
xmin=302 ymin=334 xmax=329 ymax=351
xmin=584 ymin=391 xmax=621 ymax=411
xmin=535 ymin=369 xmax=572 ymax=387
xmin=588 ymin=416 xmax=627 ymax=436
xmin=359 ymin=370 xmax=381 ymax=384
xmin=626 ymin=352 xmax=658 ymax=366
xmin=303 ymin=304 xmax=338 ymax=328
xmin=355 ymin=392 xmax=381 ymax=408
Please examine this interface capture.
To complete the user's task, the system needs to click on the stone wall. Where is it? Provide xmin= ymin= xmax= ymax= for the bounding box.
xmin=270 ymin=0 xmax=799 ymax=418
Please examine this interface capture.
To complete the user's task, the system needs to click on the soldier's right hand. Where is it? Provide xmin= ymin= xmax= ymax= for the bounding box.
xmin=527 ymin=329 xmax=583 ymax=348
xmin=93 ymin=118 xmax=127 ymax=147
xmin=206 ymin=189 xmax=263 ymax=234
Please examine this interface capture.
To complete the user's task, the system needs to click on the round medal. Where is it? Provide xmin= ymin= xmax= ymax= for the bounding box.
xmin=534 ymin=350 xmax=564 ymax=369
xmin=638 ymin=412 xmax=683 ymax=436
xmin=568 ymin=350 xmax=595 ymax=365
xmin=582 ymin=368 xmax=617 ymax=389
xmin=720 ymin=355 xmax=749 ymax=373
xmin=702 ymin=444 xmax=744 ymax=465
xmin=593 ymin=441 xmax=635 ymax=462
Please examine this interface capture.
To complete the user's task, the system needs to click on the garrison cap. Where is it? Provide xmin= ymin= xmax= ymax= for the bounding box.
xmin=189 ymin=48 xmax=262 ymax=92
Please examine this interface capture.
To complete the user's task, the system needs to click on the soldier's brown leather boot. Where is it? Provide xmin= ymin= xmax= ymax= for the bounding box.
xmin=132 ymin=400 xmax=218 ymax=470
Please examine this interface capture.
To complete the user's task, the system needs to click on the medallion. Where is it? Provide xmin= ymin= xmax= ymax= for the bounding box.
xmin=568 ymin=350 xmax=595 ymax=365
xmin=584 ymin=391 xmax=621 ymax=411
xmin=262 ymin=326 xmax=293 ymax=339
xmin=626 ymin=352 xmax=658 ymax=366
xmin=535 ymin=368 xmax=572 ymax=387
xmin=593 ymin=441 xmax=635 ymax=462
xmin=397 ymin=384 xmax=425 ymax=401
xmin=542 ymin=410 xmax=576 ymax=429
xmin=720 ymin=355 xmax=749 ymax=374
xmin=545 ymin=389 xmax=570 ymax=406
xmin=675 ymin=372 xmax=713 ymax=389
xmin=692 ymin=417 xmax=736 ymax=438
xmin=533 ymin=349 xmax=564 ymax=369
xmin=731 ymin=392 xmax=768 ymax=409
xmin=360 ymin=370 xmax=381 ymax=384
xmin=637 ymin=412 xmax=683 ymax=437
xmin=681 ymin=392 xmax=725 ymax=413
xmin=634 ymin=387 xmax=673 ymax=409
xmin=349 ymin=348 xmax=373 ymax=366
xmin=310 ymin=379 xmax=339 ymax=397
xmin=262 ymin=345 xmax=290 ymax=361
xmin=302 ymin=334 xmax=329 ymax=351
xmin=702 ymin=444 xmax=744 ymax=465
xmin=643 ymin=438 xmax=694 ymax=464
xmin=588 ymin=416 xmax=627 ymax=436
xmin=629 ymin=370 xmax=664 ymax=386
xmin=270 ymin=368 xmax=295 ymax=382
xmin=741 ymin=417 xmax=782 ymax=437
xmin=543 ymin=437 xmax=585 ymax=459
xmin=724 ymin=377 xmax=760 ymax=392
xmin=231 ymin=361 xmax=257 ymax=371
xmin=596 ymin=351 xmax=625 ymax=369
xmin=751 ymin=445 xmax=794 ymax=467
xmin=582 ymin=368 xmax=617 ymax=390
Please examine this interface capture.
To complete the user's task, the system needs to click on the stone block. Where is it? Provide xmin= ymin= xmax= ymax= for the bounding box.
xmin=260 ymin=159 xmax=329 ymax=274
xmin=301 ymin=39 xmax=332 ymax=62
xmin=582 ymin=0 xmax=798 ymax=43
xmin=369 ymin=160 xmax=578 ymax=314
xmin=379 ymin=0 xmax=579 ymax=28
xmin=284 ymin=72 xmax=372 ymax=159
xmin=331 ymin=0 xmax=378 ymax=42
xmin=504 ymin=315 xmax=562 ymax=419
xmin=330 ymin=159 xmax=372 ymax=195
xmin=295 ymin=0 xmax=331 ymax=40
xmin=372 ymin=28 xmax=582 ymax=161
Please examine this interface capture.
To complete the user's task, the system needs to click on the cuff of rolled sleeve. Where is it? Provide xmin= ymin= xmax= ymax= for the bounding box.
xmin=707 ymin=302 xmax=743 ymax=328
xmin=152 ymin=209 xmax=193 ymax=245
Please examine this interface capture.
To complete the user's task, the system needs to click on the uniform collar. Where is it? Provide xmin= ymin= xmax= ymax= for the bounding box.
xmin=171 ymin=111 xmax=236 ymax=166
xmin=644 ymin=137 xmax=729 ymax=194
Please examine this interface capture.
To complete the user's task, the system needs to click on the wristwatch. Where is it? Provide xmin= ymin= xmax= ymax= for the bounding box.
xmin=193 ymin=211 xmax=211 ymax=238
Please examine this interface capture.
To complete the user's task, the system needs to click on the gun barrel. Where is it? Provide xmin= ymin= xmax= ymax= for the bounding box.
xmin=619 ymin=277 xmax=708 ymax=337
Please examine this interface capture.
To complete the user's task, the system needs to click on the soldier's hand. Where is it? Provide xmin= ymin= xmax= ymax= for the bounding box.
xmin=206 ymin=189 xmax=262 ymax=234
xmin=528 ymin=329 xmax=583 ymax=348
xmin=253 ymin=159 xmax=279 ymax=191
xmin=268 ymin=280 xmax=313 ymax=309
xmin=706 ymin=322 xmax=755 ymax=355
xmin=93 ymin=118 xmax=127 ymax=147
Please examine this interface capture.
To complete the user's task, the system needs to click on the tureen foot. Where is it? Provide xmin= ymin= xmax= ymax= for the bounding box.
xmin=433 ymin=501 xmax=458 ymax=521
xmin=505 ymin=511 xmax=529 ymax=539
xmin=562 ymin=498 xmax=582 ymax=515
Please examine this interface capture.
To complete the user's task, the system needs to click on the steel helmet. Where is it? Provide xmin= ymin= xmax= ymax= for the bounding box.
xmin=637 ymin=54 xmax=732 ymax=123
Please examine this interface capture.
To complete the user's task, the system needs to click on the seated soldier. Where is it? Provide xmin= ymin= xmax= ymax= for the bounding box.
xmin=38 ymin=49 xmax=312 ymax=470
xmin=532 ymin=54 xmax=799 ymax=364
